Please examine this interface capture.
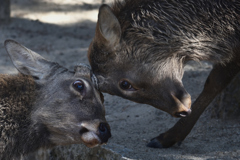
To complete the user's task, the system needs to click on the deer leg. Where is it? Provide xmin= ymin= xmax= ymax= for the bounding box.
xmin=147 ymin=62 xmax=240 ymax=148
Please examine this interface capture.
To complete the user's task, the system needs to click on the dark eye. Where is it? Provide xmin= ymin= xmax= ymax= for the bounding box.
xmin=120 ymin=80 xmax=134 ymax=90
xmin=73 ymin=80 xmax=84 ymax=91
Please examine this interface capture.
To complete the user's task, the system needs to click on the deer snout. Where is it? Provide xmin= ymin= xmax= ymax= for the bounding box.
xmin=171 ymin=92 xmax=192 ymax=118
xmin=98 ymin=122 xmax=111 ymax=144
xmin=79 ymin=121 xmax=111 ymax=148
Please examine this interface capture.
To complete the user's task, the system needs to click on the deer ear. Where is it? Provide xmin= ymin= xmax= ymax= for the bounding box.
xmin=97 ymin=4 xmax=121 ymax=46
xmin=4 ymin=40 xmax=55 ymax=79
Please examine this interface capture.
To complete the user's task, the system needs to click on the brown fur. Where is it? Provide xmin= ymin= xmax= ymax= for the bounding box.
xmin=0 ymin=74 xmax=37 ymax=158
xmin=88 ymin=0 xmax=240 ymax=148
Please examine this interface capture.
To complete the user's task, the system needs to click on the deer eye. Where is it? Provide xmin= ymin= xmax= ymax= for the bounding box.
xmin=73 ymin=80 xmax=84 ymax=91
xmin=119 ymin=80 xmax=137 ymax=91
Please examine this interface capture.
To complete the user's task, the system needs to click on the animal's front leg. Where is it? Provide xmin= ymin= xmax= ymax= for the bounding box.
xmin=147 ymin=62 xmax=240 ymax=148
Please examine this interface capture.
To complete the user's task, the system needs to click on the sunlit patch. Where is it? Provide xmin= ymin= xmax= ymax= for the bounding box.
xmin=11 ymin=2 xmax=98 ymax=26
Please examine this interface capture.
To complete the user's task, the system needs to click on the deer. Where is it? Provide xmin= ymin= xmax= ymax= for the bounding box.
xmin=0 ymin=40 xmax=111 ymax=159
xmin=87 ymin=0 xmax=240 ymax=148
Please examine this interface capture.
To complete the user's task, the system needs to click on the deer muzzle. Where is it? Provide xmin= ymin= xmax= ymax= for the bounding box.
xmin=171 ymin=93 xmax=192 ymax=118
xmin=79 ymin=120 xmax=111 ymax=148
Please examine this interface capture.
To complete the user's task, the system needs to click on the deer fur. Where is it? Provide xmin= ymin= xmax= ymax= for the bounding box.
xmin=88 ymin=0 xmax=240 ymax=148
xmin=0 ymin=40 xmax=111 ymax=159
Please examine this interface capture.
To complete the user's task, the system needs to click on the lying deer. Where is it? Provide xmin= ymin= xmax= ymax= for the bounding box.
xmin=0 ymin=40 xmax=111 ymax=159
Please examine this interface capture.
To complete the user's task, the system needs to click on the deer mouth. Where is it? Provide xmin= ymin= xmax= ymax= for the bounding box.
xmin=79 ymin=121 xmax=111 ymax=148
xmin=47 ymin=121 xmax=111 ymax=148
xmin=80 ymin=130 xmax=101 ymax=148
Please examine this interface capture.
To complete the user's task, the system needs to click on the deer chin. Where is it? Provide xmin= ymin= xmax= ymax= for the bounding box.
xmin=80 ymin=131 xmax=101 ymax=148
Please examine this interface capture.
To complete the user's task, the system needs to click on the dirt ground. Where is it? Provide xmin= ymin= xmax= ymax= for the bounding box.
xmin=0 ymin=0 xmax=239 ymax=159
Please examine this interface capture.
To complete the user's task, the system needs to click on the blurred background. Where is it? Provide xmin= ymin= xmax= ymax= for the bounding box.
xmin=0 ymin=0 xmax=111 ymax=74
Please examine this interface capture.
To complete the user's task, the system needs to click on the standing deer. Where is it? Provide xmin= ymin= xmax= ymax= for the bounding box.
xmin=88 ymin=0 xmax=240 ymax=148
xmin=0 ymin=40 xmax=111 ymax=159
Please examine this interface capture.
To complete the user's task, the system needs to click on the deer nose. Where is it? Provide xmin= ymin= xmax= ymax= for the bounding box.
xmin=171 ymin=91 xmax=192 ymax=118
xmin=174 ymin=108 xmax=192 ymax=117
xmin=98 ymin=123 xmax=111 ymax=144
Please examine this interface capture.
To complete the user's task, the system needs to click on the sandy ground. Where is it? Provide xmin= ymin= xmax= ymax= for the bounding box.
xmin=0 ymin=0 xmax=239 ymax=159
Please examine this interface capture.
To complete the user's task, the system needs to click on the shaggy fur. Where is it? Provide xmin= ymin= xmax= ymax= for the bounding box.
xmin=89 ymin=0 xmax=240 ymax=109
xmin=90 ymin=0 xmax=240 ymax=74
xmin=111 ymin=0 xmax=240 ymax=63
xmin=88 ymin=0 xmax=240 ymax=148
xmin=0 ymin=74 xmax=51 ymax=159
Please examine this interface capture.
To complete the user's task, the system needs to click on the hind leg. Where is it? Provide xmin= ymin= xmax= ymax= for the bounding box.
xmin=147 ymin=62 xmax=240 ymax=148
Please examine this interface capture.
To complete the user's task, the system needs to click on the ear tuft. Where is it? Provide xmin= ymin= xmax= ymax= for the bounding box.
xmin=98 ymin=4 xmax=121 ymax=46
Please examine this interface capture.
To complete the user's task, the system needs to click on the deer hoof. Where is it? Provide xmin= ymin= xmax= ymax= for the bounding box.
xmin=146 ymin=138 xmax=163 ymax=148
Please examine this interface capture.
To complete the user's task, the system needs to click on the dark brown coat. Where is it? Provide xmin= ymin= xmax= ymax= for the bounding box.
xmin=88 ymin=0 xmax=240 ymax=148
